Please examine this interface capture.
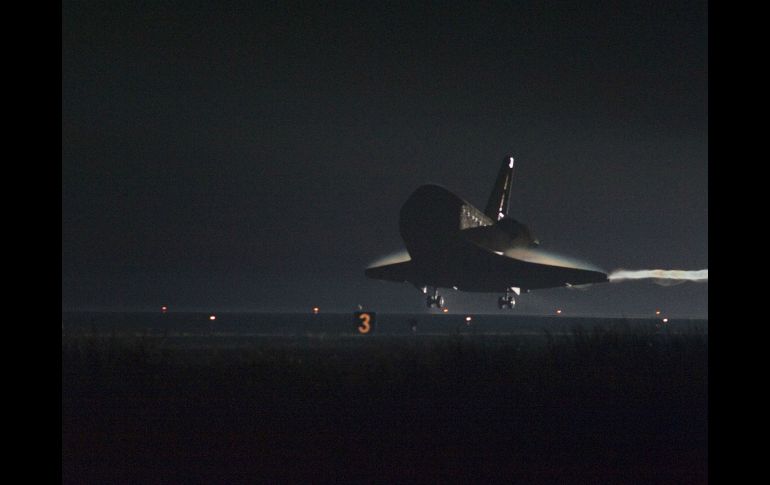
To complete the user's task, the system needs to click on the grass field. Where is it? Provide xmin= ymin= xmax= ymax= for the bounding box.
xmin=62 ymin=323 xmax=707 ymax=483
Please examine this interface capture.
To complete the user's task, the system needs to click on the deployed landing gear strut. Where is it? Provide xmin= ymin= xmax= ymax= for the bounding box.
xmin=426 ymin=287 xmax=445 ymax=309
xmin=498 ymin=288 xmax=520 ymax=309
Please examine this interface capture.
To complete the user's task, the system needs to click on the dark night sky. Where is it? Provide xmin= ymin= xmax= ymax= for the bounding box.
xmin=62 ymin=1 xmax=707 ymax=316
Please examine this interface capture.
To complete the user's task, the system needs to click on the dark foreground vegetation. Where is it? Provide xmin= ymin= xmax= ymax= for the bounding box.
xmin=62 ymin=327 xmax=707 ymax=484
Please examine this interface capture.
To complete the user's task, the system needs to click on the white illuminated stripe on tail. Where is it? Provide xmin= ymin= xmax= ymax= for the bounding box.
xmin=609 ymin=269 xmax=708 ymax=282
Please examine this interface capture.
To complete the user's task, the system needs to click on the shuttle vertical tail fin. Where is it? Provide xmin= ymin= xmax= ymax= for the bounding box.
xmin=484 ymin=156 xmax=515 ymax=221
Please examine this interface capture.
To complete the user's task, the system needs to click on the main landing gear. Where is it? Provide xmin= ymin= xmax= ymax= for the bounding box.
xmin=497 ymin=288 xmax=521 ymax=309
xmin=498 ymin=294 xmax=515 ymax=309
xmin=418 ymin=286 xmax=522 ymax=310
xmin=424 ymin=287 xmax=445 ymax=309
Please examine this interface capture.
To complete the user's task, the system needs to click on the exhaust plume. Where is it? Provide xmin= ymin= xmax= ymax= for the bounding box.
xmin=609 ymin=269 xmax=708 ymax=285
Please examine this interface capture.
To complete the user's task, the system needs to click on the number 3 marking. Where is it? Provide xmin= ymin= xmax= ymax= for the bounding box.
xmin=358 ymin=313 xmax=371 ymax=334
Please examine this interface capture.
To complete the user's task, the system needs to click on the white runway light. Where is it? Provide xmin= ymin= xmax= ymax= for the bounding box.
xmin=609 ymin=269 xmax=708 ymax=284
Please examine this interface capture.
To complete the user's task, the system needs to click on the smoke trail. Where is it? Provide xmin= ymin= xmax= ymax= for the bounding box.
xmin=609 ymin=269 xmax=708 ymax=285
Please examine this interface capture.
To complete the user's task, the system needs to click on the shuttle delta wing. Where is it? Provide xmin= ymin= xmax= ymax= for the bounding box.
xmin=457 ymin=240 xmax=609 ymax=291
xmin=365 ymin=260 xmax=414 ymax=283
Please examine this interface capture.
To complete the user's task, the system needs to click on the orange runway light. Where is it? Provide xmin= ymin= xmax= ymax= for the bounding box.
xmin=161 ymin=306 xmax=168 ymax=313
xmin=442 ymin=308 xmax=449 ymax=313
xmin=655 ymin=310 xmax=661 ymax=315
xmin=556 ymin=309 xmax=562 ymax=314
xmin=312 ymin=307 xmax=320 ymax=314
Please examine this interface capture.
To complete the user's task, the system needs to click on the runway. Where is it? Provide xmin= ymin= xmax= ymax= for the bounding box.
xmin=61 ymin=311 xmax=707 ymax=338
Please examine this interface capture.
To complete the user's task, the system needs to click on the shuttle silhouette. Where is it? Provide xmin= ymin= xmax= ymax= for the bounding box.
xmin=365 ymin=156 xmax=608 ymax=309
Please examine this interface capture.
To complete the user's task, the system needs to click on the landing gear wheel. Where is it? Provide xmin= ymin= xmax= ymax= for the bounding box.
xmin=498 ymin=294 xmax=516 ymax=309
xmin=426 ymin=290 xmax=445 ymax=309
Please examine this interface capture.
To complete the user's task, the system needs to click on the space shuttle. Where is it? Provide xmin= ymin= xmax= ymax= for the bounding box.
xmin=365 ymin=156 xmax=608 ymax=309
